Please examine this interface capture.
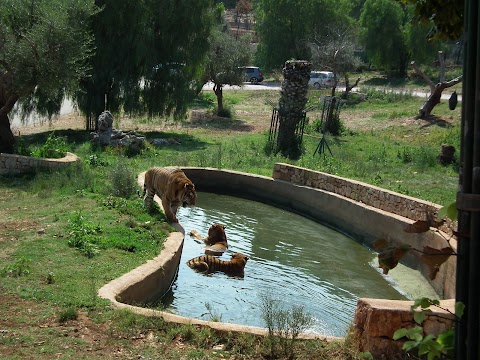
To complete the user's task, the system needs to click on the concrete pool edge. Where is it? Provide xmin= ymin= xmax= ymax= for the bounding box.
xmin=98 ymin=165 xmax=456 ymax=352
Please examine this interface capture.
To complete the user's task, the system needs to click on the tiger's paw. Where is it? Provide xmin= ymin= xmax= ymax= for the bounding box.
xmin=189 ymin=230 xmax=200 ymax=237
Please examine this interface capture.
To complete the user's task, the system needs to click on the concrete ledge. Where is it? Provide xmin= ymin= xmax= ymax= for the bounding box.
xmin=353 ymin=298 xmax=455 ymax=358
xmin=98 ymin=165 xmax=456 ymax=350
xmin=0 ymin=151 xmax=81 ymax=175
xmin=98 ymin=232 xmax=184 ymax=306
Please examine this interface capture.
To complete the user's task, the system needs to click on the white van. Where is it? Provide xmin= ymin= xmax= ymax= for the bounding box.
xmin=308 ymin=71 xmax=335 ymax=88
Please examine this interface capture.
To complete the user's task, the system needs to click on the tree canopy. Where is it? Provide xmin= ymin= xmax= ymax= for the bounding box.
xmin=0 ymin=0 xmax=98 ymax=153
xmin=252 ymin=0 xmax=354 ymax=71
xmin=203 ymin=27 xmax=252 ymax=114
xmin=359 ymin=0 xmax=408 ymax=75
xmin=399 ymin=0 xmax=464 ymax=40
xmin=77 ymin=0 xmax=215 ymax=126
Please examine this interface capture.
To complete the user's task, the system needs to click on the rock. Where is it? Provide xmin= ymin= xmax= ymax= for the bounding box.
xmin=91 ymin=111 xmax=146 ymax=151
xmin=437 ymin=144 xmax=455 ymax=165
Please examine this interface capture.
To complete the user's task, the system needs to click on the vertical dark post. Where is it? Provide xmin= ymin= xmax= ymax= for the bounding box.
xmin=276 ymin=60 xmax=312 ymax=159
xmin=456 ymin=0 xmax=480 ymax=358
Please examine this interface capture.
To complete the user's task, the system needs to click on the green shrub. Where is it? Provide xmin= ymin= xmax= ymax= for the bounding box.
xmin=215 ymin=103 xmax=235 ymax=118
xmin=260 ymin=293 xmax=314 ymax=360
xmin=14 ymin=137 xmax=32 ymax=156
xmin=108 ymin=162 xmax=138 ymax=198
xmin=1 ymin=257 xmax=32 ymax=277
xmin=32 ymin=132 xmax=70 ymax=159
xmin=66 ymin=212 xmax=102 ymax=258
xmin=58 ymin=307 xmax=78 ymax=323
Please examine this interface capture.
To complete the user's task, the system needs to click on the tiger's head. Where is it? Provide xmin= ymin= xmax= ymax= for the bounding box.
xmin=230 ymin=253 xmax=249 ymax=267
xmin=207 ymin=224 xmax=227 ymax=243
xmin=177 ymin=181 xmax=196 ymax=208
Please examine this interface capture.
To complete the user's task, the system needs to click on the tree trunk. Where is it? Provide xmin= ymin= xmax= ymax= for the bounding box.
xmin=411 ymin=60 xmax=463 ymax=119
xmin=343 ymin=76 xmax=360 ymax=98
xmin=276 ymin=60 xmax=311 ymax=159
xmin=0 ymin=93 xmax=19 ymax=154
xmin=0 ymin=112 xmax=15 ymax=154
xmin=213 ymin=83 xmax=224 ymax=115
xmin=418 ymin=84 xmax=444 ymax=119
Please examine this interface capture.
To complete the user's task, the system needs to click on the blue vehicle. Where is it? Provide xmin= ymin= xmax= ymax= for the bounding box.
xmin=241 ymin=66 xmax=264 ymax=84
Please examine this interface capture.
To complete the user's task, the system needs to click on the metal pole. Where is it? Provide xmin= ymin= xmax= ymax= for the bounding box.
xmin=456 ymin=0 xmax=480 ymax=358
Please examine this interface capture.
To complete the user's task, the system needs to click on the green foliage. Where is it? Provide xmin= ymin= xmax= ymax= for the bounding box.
xmin=88 ymin=154 xmax=110 ymax=167
xmin=399 ymin=0 xmax=463 ymax=40
xmin=1 ymin=257 xmax=32 ymax=277
xmin=77 ymin=0 xmax=214 ymax=120
xmin=204 ymin=302 xmax=222 ymax=322
xmin=13 ymin=137 xmax=32 ymax=156
xmin=393 ymin=297 xmax=462 ymax=360
xmin=108 ymin=162 xmax=138 ymax=198
xmin=0 ymin=0 xmax=98 ymax=120
xmin=362 ymin=87 xmax=415 ymax=103
xmin=58 ymin=307 xmax=79 ymax=323
xmin=67 ymin=211 xmax=102 ymax=258
xmin=359 ymin=0 xmax=406 ymax=74
xmin=260 ymin=292 xmax=314 ymax=359
xmin=438 ymin=201 xmax=458 ymax=221
xmin=253 ymin=0 xmax=354 ymax=70
xmin=31 ymin=133 xmax=70 ymax=159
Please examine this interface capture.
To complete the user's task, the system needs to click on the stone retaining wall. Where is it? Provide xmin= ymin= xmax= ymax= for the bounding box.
xmin=0 ymin=152 xmax=81 ymax=175
xmin=273 ymin=163 xmax=450 ymax=228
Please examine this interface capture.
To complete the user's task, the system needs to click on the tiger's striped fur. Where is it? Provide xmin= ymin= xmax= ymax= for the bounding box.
xmin=186 ymin=253 xmax=248 ymax=276
xmin=143 ymin=166 xmax=196 ymax=223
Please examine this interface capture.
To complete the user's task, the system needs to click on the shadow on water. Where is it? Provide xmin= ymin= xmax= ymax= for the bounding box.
xmin=151 ymin=192 xmax=431 ymax=337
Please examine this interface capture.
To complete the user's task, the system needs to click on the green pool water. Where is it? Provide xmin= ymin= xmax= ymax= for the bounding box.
xmin=155 ymin=192 xmax=436 ymax=337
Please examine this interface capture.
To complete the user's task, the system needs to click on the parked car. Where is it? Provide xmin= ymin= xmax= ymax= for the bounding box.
xmin=309 ymin=71 xmax=335 ymax=88
xmin=241 ymin=66 xmax=264 ymax=84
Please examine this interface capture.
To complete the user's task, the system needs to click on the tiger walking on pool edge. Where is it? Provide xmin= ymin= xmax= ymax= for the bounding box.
xmin=143 ymin=166 xmax=196 ymax=223
xmin=186 ymin=253 xmax=249 ymax=277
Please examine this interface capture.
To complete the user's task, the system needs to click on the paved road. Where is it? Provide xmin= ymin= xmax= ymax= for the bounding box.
xmin=204 ymin=81 xmax=462 ymax=101
xmin=11 ymin=83 xmax=460 ymax=127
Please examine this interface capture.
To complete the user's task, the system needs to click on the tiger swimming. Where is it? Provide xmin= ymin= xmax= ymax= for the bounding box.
xmin=186 ymin=253 xmax=249 ymax=277
xmin=189 ymin=223 xmax=228 ymax=255
xmin=143 ymin=166 xmax=196 ymax=223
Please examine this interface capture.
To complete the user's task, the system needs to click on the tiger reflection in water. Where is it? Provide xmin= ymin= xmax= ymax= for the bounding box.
xmin=186 ymin=253 xmax=249 ymax=277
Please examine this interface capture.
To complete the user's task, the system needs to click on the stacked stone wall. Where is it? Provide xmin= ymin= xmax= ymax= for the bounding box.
xmin=273 ymin=163 xmax=447 ymax=224
xmin=0 ymin=152 xmax=80 ymax=175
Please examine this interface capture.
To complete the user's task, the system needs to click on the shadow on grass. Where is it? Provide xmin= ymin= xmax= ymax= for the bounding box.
xmin=419 ymin=115 xmax=454 ymax=128
xmin=17 ymin=128 xmax=211 ymax=153
xmin=363 ymin=76 xmax=425 ymax=88
xmin=186 ymin=116 xmax=255 ymax=133
xmin=20 ymin=129 xmax=91 ymax=147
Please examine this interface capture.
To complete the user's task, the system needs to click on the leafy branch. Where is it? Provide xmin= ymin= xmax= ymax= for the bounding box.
xmin=392 ymin=297 xmax=464 ymax=360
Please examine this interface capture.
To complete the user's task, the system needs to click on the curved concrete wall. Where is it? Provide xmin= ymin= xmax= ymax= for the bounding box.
xmin=98 ymin=165 xmax=456 ymax=348
xmin=0 ymin=152 xmax=80 ymax=174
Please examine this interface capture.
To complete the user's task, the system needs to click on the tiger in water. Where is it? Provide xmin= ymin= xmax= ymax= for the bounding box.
xmin=143 ymin=166 xmax=196 ymax=223
xmin=189 ymin=223 xmax=228 ymax=255
xmin=186 ymin=253 xmax=249 ymax=277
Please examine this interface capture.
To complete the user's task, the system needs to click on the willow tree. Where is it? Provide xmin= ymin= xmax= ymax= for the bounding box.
xmin=0 ymin=0 xmax=98 ymax=153
xmin=77 ymin=0 xmax=215 ymax=128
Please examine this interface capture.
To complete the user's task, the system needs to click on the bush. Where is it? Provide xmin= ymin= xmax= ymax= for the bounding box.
xmin=108 ymin=162 xmax=138 ymax=198
xmin=215 ymin=103 xmax=235 ymax=118
xmin=32 ymin=132 xmax=70 ymax=159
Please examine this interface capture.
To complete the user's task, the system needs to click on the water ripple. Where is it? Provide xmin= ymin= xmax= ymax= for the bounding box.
xmin=154 ymin=192 xmax=423 ymax=337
